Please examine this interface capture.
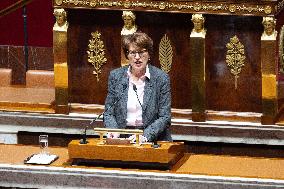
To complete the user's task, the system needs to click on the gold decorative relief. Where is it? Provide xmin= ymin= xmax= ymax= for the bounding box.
xmin=280 ymin=25 xmax=284 ymax=73
xmin=264 ymin=5 xmax=272 ymax=14
xmin=58 ymin=1 xmax=274 ymax=16
xmin=90 ymin=0 xmax=97 ymax=7
xmin=193 ymin=3 xmax=201 ymax=11
xmin=226 ymin=35 xmax=246 ymax=89
xmin=123 ymin=1 xmax=131 ymax=8
xmin=159 ymin=34 xmax=173 ymax=73
xmin=159 ymin=2 xmax=166 ymax=10
xmin=55 ymin=0 xmax=63 ymax=6
xmin=87 ymin=31 xmax=107 ymax=82
xmin=229 ymin=4 xmax=236 ymax=13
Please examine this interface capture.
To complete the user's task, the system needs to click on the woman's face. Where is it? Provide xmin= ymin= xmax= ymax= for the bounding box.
xmin=127 ymin=44 xmax=150 ymax=76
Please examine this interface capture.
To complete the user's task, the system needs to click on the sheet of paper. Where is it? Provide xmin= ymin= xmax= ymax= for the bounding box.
xmin=25 ymin=154 xmax=58 ymax=165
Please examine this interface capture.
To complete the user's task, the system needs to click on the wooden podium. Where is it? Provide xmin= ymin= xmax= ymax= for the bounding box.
xmin=68 ymin=139 xmax=185 ymax=170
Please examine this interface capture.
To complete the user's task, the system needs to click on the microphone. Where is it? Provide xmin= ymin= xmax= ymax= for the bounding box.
xmin=80 ymin=84 xmax=127 ymax=144
xmin=133 ymin=84 xmax=143 ymax=110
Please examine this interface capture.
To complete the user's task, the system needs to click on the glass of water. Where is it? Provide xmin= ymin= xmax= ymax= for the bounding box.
xmin=39 ymin=135 xmax=48 ymax=155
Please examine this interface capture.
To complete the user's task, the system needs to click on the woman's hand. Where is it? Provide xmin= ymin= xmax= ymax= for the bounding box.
xmin=106 ymin=132 xmax=120 ymax=139
xmin=128 ymin=134 xmax=148 ymax=143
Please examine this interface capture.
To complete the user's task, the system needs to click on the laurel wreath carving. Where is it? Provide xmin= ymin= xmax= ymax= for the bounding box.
xmin=87 ymin=31 xmax=107 ymax=82
xmin=226 ymin=35 xmax=246 ymax=89
xmin=159 ymin=34 xmax=173 ymax=73
xmin=279 ymin=25 xmax=284 ymax=74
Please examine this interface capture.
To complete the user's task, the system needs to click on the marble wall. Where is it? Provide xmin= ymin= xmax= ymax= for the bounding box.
xmin=0 ymin=46 xmax=53 ymax=84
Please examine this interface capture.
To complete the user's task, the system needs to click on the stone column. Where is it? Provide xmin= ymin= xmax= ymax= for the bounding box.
xmin=53 ymin=8 xmax=69 ymax=114
xmin=261 ymin=17 xmax=278 ymax=124
xmin=190 ymin=14 xmax=206 ymax=122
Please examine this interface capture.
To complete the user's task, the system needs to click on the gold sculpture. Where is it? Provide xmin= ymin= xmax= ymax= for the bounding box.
xmin=159 ymin=34 xmax=173 ymax=73
xmin=226 ymin=35 xmax=246 ymax=90
xmin=53 ymin=8 xmax=68 ymax=31
xmin=261 ymin=17 xmax=277 ymax=40
xmin=121 ymin=11 xmax=137 ymax=36
xmin=280 ymin=25 xmax=284 ymax=73
xmin=190 ymin=14 xmax=206 ymax=38
xmin=120 ymin=11 xmax=138 ymax=67
xmin=87 ymin=31 xmax=107 ymax=81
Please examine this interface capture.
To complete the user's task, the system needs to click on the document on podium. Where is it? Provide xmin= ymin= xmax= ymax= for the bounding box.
xmin=24 ymin=154 xmax=58 ymax=165
xmin=105 ymin=138 xmax=131 ymax=145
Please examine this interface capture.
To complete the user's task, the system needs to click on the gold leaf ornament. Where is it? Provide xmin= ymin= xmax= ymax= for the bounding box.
xmin=87 ymin=31 xmax=107 ymax=81
xmin=159 ymin=34 xmax=173 ymax=73
xmin=226 ymin=35 xmax=246 ymax=89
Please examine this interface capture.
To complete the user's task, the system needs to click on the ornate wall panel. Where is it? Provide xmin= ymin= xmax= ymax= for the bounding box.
xmin=54 ymin=0 xmax=276 ymax=16
xmin=53 ymin=0 xmax=284 ymax=121
xmin=205 ymin=15 xmax=262 ymax=112
xmin=136 ymin=12 xmax=192 ymax=109
xmin=68 ymin=10 xmax=192 ymax=108
xmin=68 ymin=9 xmax=122 ymax=104
xmin=67 ymin=9 xmax=263 ymax=112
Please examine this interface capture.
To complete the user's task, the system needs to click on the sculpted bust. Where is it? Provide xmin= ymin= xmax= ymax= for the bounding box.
xmin=121 ymin=11 xmax=137 ymax=36
xmin=262 ymin=17 xmax=277 ymax=40
xmin=190 ymin=14 xmax=206 ymax=37
xmin=53 ymin=8 xmax=68 ymax=31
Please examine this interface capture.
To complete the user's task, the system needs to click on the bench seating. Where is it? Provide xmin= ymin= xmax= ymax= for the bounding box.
xmin=0 ymin=70 xmax=55 ymax=113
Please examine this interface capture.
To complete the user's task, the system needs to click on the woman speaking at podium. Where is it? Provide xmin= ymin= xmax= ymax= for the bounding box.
xmin=103 ymin=32 xmax=172 ymax=143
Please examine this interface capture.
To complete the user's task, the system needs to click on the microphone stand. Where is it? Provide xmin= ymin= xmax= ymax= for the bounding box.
xmin=80 ymin=114 xmax=103 ymax=144
xmin=151 ymin=139 xmax=161 ymax=148
xmin=80 ymin=84 xmax=127 ymax=144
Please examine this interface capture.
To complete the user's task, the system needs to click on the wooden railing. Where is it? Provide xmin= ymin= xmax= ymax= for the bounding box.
xmin=0 ymin=0 xmax=35 ymax=18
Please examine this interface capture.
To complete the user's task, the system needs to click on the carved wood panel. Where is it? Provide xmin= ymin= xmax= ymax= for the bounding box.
xmin=205 ymin=15 xmax=262 ymax=112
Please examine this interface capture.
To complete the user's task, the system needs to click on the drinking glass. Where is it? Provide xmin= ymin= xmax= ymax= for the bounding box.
xmin=39 ymin=135 xmax=48 ymax=155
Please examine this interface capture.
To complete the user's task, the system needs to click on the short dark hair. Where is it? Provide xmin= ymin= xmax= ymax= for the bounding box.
xmin=122 ymin=32 xmax=153 ymax=60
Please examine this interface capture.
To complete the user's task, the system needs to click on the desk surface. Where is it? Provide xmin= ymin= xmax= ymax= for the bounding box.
xmin=1 ymin=143 xmax=284 ymax=179
xmin=0 ymin=144 xmax=69 ymax=166
xmin=0 ymin=144 xmax=284 ymax=189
